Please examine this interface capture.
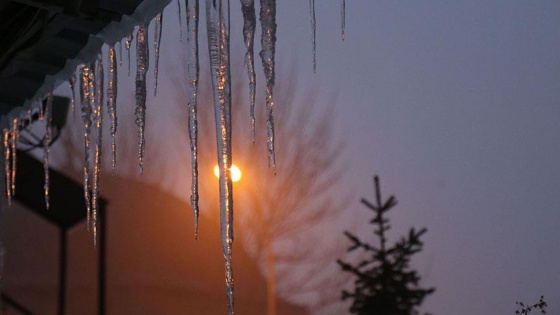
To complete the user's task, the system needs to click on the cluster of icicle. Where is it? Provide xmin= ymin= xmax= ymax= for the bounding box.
xmin=2 ymin=94 xmax=53 ymax=210
xmin=71 ymin=14 xmax=162 ymax=243
xmin=182 ymin=1 xmax=281 ymax=312
xmin=1 ymin=0 xmax=348 ymax=313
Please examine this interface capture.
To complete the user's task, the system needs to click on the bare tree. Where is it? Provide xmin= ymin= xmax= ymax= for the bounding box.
xmin=170 ymin=52 xmax=351 ymax=314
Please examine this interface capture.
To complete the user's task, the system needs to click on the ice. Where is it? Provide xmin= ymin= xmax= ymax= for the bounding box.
xmin=3 ymin=129 xmax=10 ymax=207
xmin=107 ymin=46 xmax=118 ymax=174
xmin=308 ymin=0 xmax=316 ymax=72
xmin=341 ymin=0 xmax=345 ymax=41
xmin=187 ymin=0 xmax=200 ymax=238
xmin=91 ymin=55 xmax=104 ymax=243
xmin=38 ymin=97 xmax=45 ymax=121
xmin=153 ymin=13 xmax=163 ymax=96
xmin=80 ymin=64 xmax=93 ymax=223
xmin=68 ymin=73 xmax=77 ymax=114
xmin=205 ymin=0 xmax=234 ymax=313
xmin=44 ymin=93 xmax=53 ymax=210
xmin=259 ymin=0 xmax=277 ymax=171
xmin=125 ymin=33 xmax=133 ymax=77
xmin=135 ymin=25 xmax=149 ymax=175
xmin=178 ymin=0 xmax=183 ymax=41
xmin=118 ymin=40 xmax=123 ymax=67
xmin=240 ymin=0 xmax=256 ymax=141
xmin=10 ymin=118 xmax=18 ymax=196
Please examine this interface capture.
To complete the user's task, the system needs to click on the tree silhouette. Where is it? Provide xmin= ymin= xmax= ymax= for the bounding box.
xmin=168 ymin=54 xmax=350 ymax=314
xmin=515 ymin=296 xmax=547 ymax=315
xmin=338 ymin=175 xmax=434 ymax=315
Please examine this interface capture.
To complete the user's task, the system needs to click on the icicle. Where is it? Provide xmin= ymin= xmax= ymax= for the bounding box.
xmin=68 ymin=73 xmax=77 ymax=115
xmin=89 ymin=54 xmax=104 ymax=244
xmin=187 ymin=0 xmax=200 ymax=239
xmin=3 ymin=129 xmax=11 ymax=207
xmin=240 ymin=0 xmax=256 ymax=141
xmin=341 ymin=0 xmax=345 ymax=41
xmin=38 ymin=99 xmax=45 ymax=121
xmin=79 ymin=64 xmax=88 ymax=106
xmin=44 ymin=93 xmax=53 ymax=210
xmin=125 ymin=33 xmax=133 ymax=77
xmin=178 ymin=0 xmax=183 ymax=41
xmin=10 ymin=118 xmax=18 ymax=196
xmin=135 ymin=25 xmax=149 ymax=175
xmin=259 ymin=0 xmax=277 ymax=171
xmin=153 ymin=13 xmax=163 ymax=97
xmin=308 ymin=0 xmax=316 ymax=72
xmin=118 ymin=40 xmax=123 ymax=67
xmin=107 ymin=46 xmax=118 ymax=174
xmin=80 ymin=64 xmax=93 ymax=224
xmin=206 ymin=0 xmax=234 ymax=313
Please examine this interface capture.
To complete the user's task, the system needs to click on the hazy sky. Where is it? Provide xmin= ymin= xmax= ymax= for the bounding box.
xmin=296 ymin=1 xmax=560 ymax=314
xmin=274 ymin=1 xmax=560 ymax=314
xmin=46 ymin=1 xmax=560 ymax=314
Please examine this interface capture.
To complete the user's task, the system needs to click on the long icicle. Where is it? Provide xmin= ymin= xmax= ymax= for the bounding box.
xmin=107 ymin=45 xmax=118 ymax=173
xmin=259 ymin=0 xmax=277 ymax=171
xmin=206 ymin=0 xmax=234 ymax=313
xmin=92 ymin=54 xmax=104 ymax=244
xmin=240 ymin=0 xmax=256 ymax=141
xmin=10 ymin=118 xmax=18 ymax=196
xmin=308 ymin=0 xmax=316 ymax=72
xmin=135 ymin=25 xmax=149 ymax=175
xmin=3 ymin=129 xmax=10 ymax=207
xmin=80 ymin=64 xmax=93 ymax=224
xmin=44 ymin=93 xmax=53 ymax=210
xmin=187 ymin=0 xmax=200 ymax=239
xmin=153 ymin=13 xmax=163 ymax=96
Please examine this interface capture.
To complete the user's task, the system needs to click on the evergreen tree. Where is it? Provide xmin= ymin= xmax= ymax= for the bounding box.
xmin=338 ymin=175 xmax=435 ymax=315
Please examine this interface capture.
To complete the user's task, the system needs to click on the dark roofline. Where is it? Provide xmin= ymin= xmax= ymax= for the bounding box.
xmin=0 ymin=0 xmax=171 ymax=129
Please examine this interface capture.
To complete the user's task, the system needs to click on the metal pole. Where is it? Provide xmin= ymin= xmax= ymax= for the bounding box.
xmin=58 ymin=229 xmax=67 ymax=315
xmin=98 ymin=206 xmax=106 ymax=315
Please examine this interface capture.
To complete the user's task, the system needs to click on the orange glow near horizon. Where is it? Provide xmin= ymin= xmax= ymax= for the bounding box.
xmin=214 ymin=164 xmax=242 ymax=182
